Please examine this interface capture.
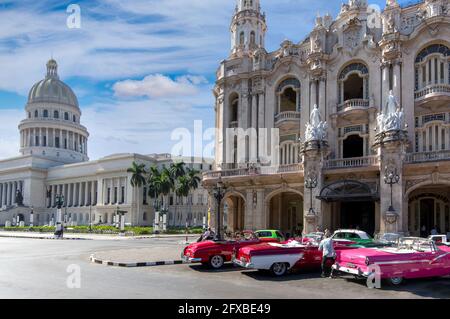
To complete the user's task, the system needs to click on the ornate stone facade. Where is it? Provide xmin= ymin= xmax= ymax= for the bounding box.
xmin=205 ymin=0 xmax=450 ymax=237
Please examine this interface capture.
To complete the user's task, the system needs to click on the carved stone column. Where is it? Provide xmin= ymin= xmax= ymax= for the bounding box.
xmin=373 ymin=130 xmax=409 ymax=235
xmin=301 ymin=140 xmax=329 ymax=234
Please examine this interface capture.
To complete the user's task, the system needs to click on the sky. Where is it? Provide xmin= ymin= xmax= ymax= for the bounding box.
xmin=0 ymin=0 xmax=415 ymax=160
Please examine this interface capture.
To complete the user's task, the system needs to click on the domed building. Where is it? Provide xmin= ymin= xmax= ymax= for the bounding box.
xmin=0 ymin=59 xmax=212 ymax=228
xmin=19 ymin=59 xmax=89 ymax=164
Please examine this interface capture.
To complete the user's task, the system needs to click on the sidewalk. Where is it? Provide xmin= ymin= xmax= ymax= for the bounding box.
xmin=90 ymin=245 xmax=189 ymax=267
xmin=0 ymin=231 xmax=200 ymax=241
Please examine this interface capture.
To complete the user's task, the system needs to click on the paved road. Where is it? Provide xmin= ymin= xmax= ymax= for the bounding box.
xmin=0 ymin=237 xmax=449 ymax=299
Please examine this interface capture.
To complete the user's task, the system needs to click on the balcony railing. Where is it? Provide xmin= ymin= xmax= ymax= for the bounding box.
xmin=405 ymin=150 xmax=450 ymax=163
xmin=203 ymin=163 xmax=303 ymax=180
xmin=414 ymin=84 xmax=450 ymax=100
xmin=324 ymin=156 xmax=379 ymax=169
xmin=260 ymin=163 xmax=303 ymax=175
xmin=229 ymin=121 xmax=238 ymax=129
xmin=337 ymin=99 xmax=370 ymax=113
xmin=274 ymin=111 xmax=301 ymax=125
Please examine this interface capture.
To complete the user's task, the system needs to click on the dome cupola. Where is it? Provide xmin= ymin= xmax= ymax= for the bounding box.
xmin=19 ymin=59 xmax=89 ymax=164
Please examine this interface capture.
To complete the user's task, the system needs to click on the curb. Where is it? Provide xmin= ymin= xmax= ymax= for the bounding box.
xmin=90 ymin=255 xmax=187 ymax=267
xmin=0 ymin=235 xmax=90 ymax=240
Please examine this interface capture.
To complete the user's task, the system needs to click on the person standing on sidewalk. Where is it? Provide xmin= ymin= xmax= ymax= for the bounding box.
xmin=318 ymin=229 xmax=336 ymax=278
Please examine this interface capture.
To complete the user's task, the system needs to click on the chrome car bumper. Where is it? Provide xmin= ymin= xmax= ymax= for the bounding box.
xmin=332 ymin=264 xmax=370 ymax=277
xmin=232 ymin=258 xmax=253 ymax=269
xmin=181 ymin=253 xmax=202 ymax=263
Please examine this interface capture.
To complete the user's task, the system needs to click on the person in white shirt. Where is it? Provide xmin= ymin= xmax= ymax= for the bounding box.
xmin=318 ymin=229 xmax=336 ymax=278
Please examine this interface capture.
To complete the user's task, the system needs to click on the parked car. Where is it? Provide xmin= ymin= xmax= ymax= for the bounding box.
xmin=233 ymin=237 xmax=355 ymax=276
xmin=428 ymin=234 xmax=449 ymax=246
xmin=181 ymin=231 xmax=281 ymax=269
xmin=331 ymin=229 xmax=374 ymax=247
xmin=254 ymin=230 xmax=285 ymax=241
xmin=332 ymin=237 xmax=450 ymax=286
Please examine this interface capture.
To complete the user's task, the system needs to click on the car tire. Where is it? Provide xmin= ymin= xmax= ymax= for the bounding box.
xmin=270 ymin=263 xmax=288 ymax=277
xmin=209 ymin=255 xmax=225 ymax=269
xmin=388 ymin=277 xmax=403 ymax=286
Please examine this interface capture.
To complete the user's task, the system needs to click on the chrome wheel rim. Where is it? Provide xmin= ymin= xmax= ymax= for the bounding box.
xmin=272 ymin=263 xmax=286 ymax=276
xmin=390 ymin=277 xmax=403 ymax=285
xmin=211 ymin=256 xmax=223 ymax=268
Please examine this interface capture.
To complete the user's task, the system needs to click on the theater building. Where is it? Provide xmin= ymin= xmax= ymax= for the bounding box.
xmin=203 ymin=0 xmax=450 ymax=237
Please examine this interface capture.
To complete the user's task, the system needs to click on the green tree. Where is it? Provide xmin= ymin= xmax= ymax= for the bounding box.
xmin=127 ymin=162 xmax=147 ymax=187
xmin=127 ymin=162 xmax=147 ymax=225
xmin=185 ymin=167 xmax=201 ymax=226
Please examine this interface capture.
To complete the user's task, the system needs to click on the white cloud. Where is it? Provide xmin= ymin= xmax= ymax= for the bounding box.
xmin=0 ymin=109 xmax=23 ymax=160
xmin=112 ymin=74 xmax=207 ymax=99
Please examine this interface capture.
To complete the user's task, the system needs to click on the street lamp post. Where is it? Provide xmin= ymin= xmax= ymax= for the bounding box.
xmin=213 ymin=178 xmax=227 ymax=241
xmin=304 ymin=171 xmax=318 ymax=215
xmin=384 ymin=167 xmax=400 ymax=213
xmin=55 ymin=194 xmax=65 ymax=239
xmin=89 ymin=205 xmax=92 ymax=232
xmin=29 ymin=206 xmax=34 ymax=228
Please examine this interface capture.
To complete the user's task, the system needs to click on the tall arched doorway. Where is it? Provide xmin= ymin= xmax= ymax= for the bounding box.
xmin=319 ymin=180 xmax=379 ymax=235
xmin=408 ymin=185 xmax=450 ymax=237
xmin=267 ymin=191 xmax=303 ymax=236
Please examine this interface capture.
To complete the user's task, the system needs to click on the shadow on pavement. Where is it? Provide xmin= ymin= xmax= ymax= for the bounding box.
xmin=334 ymin=273 xmax=450 ymax=298
xmin=188 ymin=263 xmax=243 ymax=273
xmin=241 ymin=268 xmax=323 ymax=282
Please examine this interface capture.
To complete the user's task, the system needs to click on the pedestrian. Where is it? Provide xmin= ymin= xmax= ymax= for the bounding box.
xmin=430 ymin=226 xmax=438 ymax=236
xmin=421 ymin=225 xmax=427 ymax=238
xmin=318 ymin=229 xmax=336 ymax=278
xmin=197 ymin=227 xmax=214 ymax=242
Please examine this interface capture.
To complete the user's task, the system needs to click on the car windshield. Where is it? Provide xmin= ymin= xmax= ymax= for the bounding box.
xmin=256 ymin=231 xmax=272 ymax=238
xmin=396 ymin=238 xmax=436 ymax=252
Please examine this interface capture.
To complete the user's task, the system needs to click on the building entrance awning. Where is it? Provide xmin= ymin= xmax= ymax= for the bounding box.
xmin=317 ymin=180 xmax=379 ymax=203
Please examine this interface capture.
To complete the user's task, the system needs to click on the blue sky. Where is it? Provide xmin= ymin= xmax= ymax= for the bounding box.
xmin=0 ymin=0 xmax=414 ymax=160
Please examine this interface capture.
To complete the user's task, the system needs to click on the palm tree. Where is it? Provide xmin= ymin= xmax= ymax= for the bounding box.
xmin=127 ymin=162 xmax=147 ymax=187
xmin=185 ymin=167 xmax=201 ymax=226
xmin=170 ymin=161 xmax=186 ymax=180
xmin=147 ymin=165 xmax=161 ymax=210
xmin=127 ymin=162 xmax=147 ymax=225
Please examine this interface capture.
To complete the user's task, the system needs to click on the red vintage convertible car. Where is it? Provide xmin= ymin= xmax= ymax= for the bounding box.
xmin=182 ymin=231 xmax=281 ymax=269
xmin=233 ymin=238 xmax=355 ymax=276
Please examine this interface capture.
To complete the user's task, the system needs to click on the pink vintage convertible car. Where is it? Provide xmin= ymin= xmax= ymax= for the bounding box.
xmin=332 ymin=237 xmax=450 ymax=286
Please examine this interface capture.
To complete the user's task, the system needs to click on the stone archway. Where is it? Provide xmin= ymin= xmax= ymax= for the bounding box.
xmin=265 ymin=188 xmax=303 ymax=235
xmin=407 ymin=183 xmax=450 ymax=237
xmin=223 ymin=192 xmax=246 ymax=232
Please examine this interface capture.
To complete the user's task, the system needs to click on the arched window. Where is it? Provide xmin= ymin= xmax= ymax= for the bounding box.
xmin=338 ymin=62 xmax=369 ymax=105
xmin=64 ymin=112 xmax=69 ymax=121
xmin=279 ymin=141 xmax=300 ymax=165
xmin=54 ymin=110 xmax=59 ymax=119
xmin=43 ymin=110 xmax=48 ymax=118
xmin=73 ymin=115 xmax=76 ymax=122
xmin=34 ymin=110 xmax=38 ymax=118
xmin=250 ymin=31 xmax=256 ymax=45
xmin=276 ymin=78 xmax=300 ymax=113
xmin=239 ymin=32 xmax=245 ymax=46
xmin=415 ymin=113 xmax=448 ymax=153
xmin=415 ymin=44 xmax=450 ymax=91
xmin=229 ymin=93 xmax=239 ymax=125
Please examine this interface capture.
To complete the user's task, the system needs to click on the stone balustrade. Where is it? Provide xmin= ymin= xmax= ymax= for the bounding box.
xmin=337 ymin=99 xmax=370 ymax=113
xmin=274 ymin=111 xmax=301 ymax=125
xmin=414 ymin=84 xmax=450 ymax=100
xmin=203 ymin=163 xmax=303 ymax=180
xmin=405 ymin=150 xmax=450 ymax=163
xmin=324 ymin=156 xmax=379 ymax=169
